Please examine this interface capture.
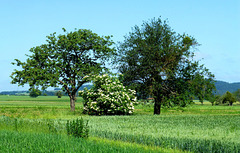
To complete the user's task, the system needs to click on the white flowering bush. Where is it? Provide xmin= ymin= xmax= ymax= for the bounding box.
xmin=79 ymin=74 xmax=136 ymax=115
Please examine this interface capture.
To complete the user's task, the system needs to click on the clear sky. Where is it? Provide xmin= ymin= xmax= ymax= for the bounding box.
xmin=0 ymin=0 xmax=239 ymax=91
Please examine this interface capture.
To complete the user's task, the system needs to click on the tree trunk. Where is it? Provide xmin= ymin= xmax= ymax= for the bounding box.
xmin=154 ymin=100 xmax=161 ymax=115
xmin=70 ymin=95 xmax=75 ymax=111
xmin=154 ymin=93 xmax=162 ymax=115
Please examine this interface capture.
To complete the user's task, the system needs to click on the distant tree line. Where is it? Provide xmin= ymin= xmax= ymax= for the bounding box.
xmin=0 ymin=91 xmax=29 ymax=96
xmin=207 ymin=89 xmax=240 ymax=106
xmin=0 ymin=85 xmax=92 ymax=97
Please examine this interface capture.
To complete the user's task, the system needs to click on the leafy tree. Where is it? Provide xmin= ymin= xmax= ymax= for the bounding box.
xmin=56 ymin=91 xmax=63 ymax=98
xmin=11 ymin=28 xmax=115 ymax=111
xmin=115 ymin=17 xmax=215 ymax=115
xmin=29 ymin=88 xmax=42 ymax=98
xmin=233 ymin=89 xmax=240 ymax=102
xmin=206 ymin=94 xmax=220 ymax=106
xmin=192 ymin=73 xmax=216 ymax=105
xmin=214 ymin=95 xmax=223 ymax=105
xmin=222 ymin=91 xmax=236 ymax=106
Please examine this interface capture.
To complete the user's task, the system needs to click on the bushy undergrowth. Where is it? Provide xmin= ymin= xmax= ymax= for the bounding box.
xmin=80 ymin=74 xmax=136 ymax=115
xmin=66 ymin=118 xmax=89 ymax=138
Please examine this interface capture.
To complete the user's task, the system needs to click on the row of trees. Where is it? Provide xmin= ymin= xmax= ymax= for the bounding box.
xmin=11 ymin=17 xmax=215 ymax=115
xmin=208 ymin=89 xmax=240 ymax=106
xmin=28 ymin=88 xmax=63 ymax=98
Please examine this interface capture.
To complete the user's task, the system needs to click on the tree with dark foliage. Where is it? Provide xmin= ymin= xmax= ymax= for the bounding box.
xmin=222 ymin=91 xmax=236 ymax=106
xmin=116 ymin=17 xmax=215 ymax=115
xmin=29 ymin=88 xmax=42 ymax=98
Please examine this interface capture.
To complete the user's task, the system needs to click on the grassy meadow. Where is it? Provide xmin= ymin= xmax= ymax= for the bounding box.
xmin=1 ymin=95 xmax=240 ymax=152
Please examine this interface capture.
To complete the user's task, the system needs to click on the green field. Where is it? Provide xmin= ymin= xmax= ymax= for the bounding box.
xmin=1 ymin=95 xmax=240 ymax=152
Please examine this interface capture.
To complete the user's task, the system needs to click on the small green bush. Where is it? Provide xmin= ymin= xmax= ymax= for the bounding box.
xmin=29 ymin=88 xmax=42 ymax=98
xmin=55 ymin=91 xmax=63 ymax=98
xmin=66 ymin=118 xmax=89 ymax=138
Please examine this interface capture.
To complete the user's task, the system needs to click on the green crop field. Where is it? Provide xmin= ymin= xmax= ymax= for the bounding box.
xmin=1 ymin=95 xmax=240 ymax=152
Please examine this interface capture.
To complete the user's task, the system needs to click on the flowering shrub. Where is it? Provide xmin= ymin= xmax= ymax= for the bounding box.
xmin=79 ymin=74 xmax=136 ymax=115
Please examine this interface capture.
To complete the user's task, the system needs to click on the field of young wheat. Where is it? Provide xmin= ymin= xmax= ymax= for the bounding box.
xmin=1 ymin=95 xmax=240 ymax=152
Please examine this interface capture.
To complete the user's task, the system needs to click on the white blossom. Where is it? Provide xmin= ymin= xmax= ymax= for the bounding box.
xmin=81 ymin=74 xmax=136 ymax=115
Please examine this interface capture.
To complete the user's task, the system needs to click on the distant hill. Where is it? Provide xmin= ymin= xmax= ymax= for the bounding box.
xmin=215 ymin=80 xmax=240 ymax=95
xmin=1 ymin=82 xmax=239 ymax=96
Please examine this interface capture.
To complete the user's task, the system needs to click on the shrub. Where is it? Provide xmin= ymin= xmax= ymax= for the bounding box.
xmin=55 ymin=91 xmax=63 ymax=98
xmin=214 ymin=95 xmax=222 ymax=105
xmin=79 ymin=74 xmax=136 ymax=115
xmin=222 ymin=91 xmax=236 ymax=106
xmin=29 ymin=88 xmax=42 ymax=98
xmin=66 ymin=118 xmax=89 ymax=138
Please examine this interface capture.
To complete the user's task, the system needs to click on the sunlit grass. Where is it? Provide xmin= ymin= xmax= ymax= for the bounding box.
xmin=1 ymin=95 xmax=240 ymax=152
xmin=1 ymin=130 xmax=180 ymax=153
xmin=0 ymin=95 xmax=84 ymax=118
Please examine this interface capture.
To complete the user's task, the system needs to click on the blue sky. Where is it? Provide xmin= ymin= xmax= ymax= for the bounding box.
xmin=0 ymin=0 xmax=239 ymax=91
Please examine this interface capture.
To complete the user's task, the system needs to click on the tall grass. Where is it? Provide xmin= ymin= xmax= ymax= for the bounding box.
xmin=1 ymin=95 xmax=240 ymax=152
xmin=0 ymin=116 xmax=65 ymax=134
xmin=0 ymin=130 xmax=167 ymax=153
xmin=1 ymin=114 xmax=240 ymax=152
xmin=86 ymin=115 xmax=240 ymax=152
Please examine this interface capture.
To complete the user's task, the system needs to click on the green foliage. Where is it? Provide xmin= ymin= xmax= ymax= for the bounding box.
xmin=79 ymin=74 xmax=136 ymax=115
xmin=66 ymin=118 xmax=89 ymax=138
xmin=208 ymin=92 xmax=237 ymax=106
xmin=11 ymin=28 xmax=115 ymax=111
xmin=115 ymin=17 xmax=215 ymax=114
xmin=29 ymin=88 xmax=42 ymax=98
xmin=206 ymin=94 xmax=219 ymax=106
xmin=214 ymin=95 xmax=223 ymax=105
xmin=55 ymin=91 xmax=63 ymax=98
xmin=233 ymin=89 xmax=240 ymax=102
xmin=222 ymin=91 xmax=236 ymax=106
xmin=191 ymin=73 xmax=216 ymax=104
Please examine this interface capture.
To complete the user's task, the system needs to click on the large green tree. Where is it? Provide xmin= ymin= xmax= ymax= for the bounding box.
xmin=11 ymin=28 xmax=115 ymax=111
xmin=116 ymin=17 xmax=215 ymax=115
